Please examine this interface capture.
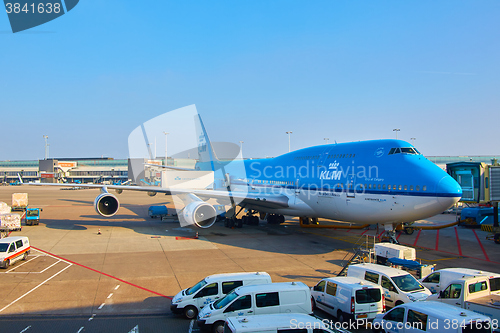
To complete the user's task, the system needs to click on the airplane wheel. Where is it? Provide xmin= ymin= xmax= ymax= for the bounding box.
xmin=242 ymin=216 xmax=248 ymax=225
xmin=494 ymin=233 xmax=500 ymax=244
xmin=236 ymin=219 xmax=243 ymax=228
xmin=252 ymin=216 xmax=259 ymax=225
xmin=302 ymin=217 xmax=310 ymax=225
xmin=404 ymin=227 xmax=414 ymax=235
xmin=228 ymin=219 xmax=235 ymax=228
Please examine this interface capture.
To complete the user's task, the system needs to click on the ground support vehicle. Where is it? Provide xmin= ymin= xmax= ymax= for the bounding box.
xmin=373 ymin=301 xmax=494 ymax=333
xmin=347 ymin=263 xmax=431 ymax=308
xmin=148 ymin=205 xmax=169 ymax=220
xmin=224 ymin=313 xmax=349 ymax=333
xmin=427 ymin=276 xmax=500 ymax=329
xmin=311 ymin=276 xmax=384 ymax=322
xmin=25 ymin=207 xmax=42 ymax=226
xmin=197 ymin=281 xmax=312 ymax=333
xmin=420 ymin=268 xmax=500 ymax=295
xmin=170 ymin=272 xmax=271 ymax=319
xmin=0 ymin=236 xmax=30 ymax=268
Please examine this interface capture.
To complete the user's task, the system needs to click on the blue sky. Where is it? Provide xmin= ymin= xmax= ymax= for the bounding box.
xmin=1 ymin=0 xmax=499 ymax=160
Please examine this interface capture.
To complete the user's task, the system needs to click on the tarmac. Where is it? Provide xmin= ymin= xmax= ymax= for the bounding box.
xmin=0 ymin=186 xmax=499 ymax=333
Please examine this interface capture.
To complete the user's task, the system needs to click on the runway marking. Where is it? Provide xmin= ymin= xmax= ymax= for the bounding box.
xmin=32 ymin=247 xmax=172 ymax=299
xmin=413 ymin=229 xmax=421 ymax=246
xmin=77 ymin=327 xmax=84 ymax=333
xmin=0 ymin=263 xmax=72 ymax=313
xmin=454 ymin=227 xmax=462 ymax=256
xmin=435 ymin=229 xmax=439 ymax=251
xmin=472 ymin=229 xmax=490 ymax=262
xmin=88 ymin=314 xmax=96 ymax=321
xmin=189 ymin=319 xmax=194 ymax=333
xmin=107 ymin=293 xmax=113 ymax=299
xmin=98 ymin=303 xmax=105 ymax=310
xmin=114 ymin=285 xmax=120 ymax=290
xmin=20 ymin=326 xmax=31 ymax=333
xmin=39 ymin=260 xmax=62 ymax=273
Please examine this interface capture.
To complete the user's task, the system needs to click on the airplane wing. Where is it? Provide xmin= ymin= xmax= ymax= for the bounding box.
xmin=30 ymin=183 xmax=290 ymax=209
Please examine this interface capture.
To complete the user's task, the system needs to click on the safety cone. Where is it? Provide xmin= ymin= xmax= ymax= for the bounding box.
xmin=98 ymin=228 xmax=101 ymax=235
xmin=194 ymin=232 xmax=199 ymax=239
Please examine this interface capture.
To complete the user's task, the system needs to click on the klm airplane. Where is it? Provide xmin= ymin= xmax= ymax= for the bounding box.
xmin=35 ymin=113 xmax=462 ymax=240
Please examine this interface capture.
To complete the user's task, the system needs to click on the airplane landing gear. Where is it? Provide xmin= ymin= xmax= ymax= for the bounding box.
xmin=266 ymin=214 xmax=285 ymax=225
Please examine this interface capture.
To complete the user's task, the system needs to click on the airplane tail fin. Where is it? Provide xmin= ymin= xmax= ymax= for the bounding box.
xmin=194 ymin=115 xmax=219 ymax=171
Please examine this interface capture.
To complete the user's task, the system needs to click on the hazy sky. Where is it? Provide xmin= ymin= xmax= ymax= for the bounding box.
xmin=1 ymin=1 xmax=499 ymax=161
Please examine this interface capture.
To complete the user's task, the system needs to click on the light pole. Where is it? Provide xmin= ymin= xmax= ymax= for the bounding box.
xmin=410 ymin=137 xmax=416 ymax=145
xmin=163 ymin=132 xmax=169 ymax=165
xmin=324 ymin=138 xmax=329 ymax=144
xmin=393 ymin=129 xmax=400 ymax=140
xmin=286 ymin=131 xmax=292 ymax=152
xmin=43 ymin=135 xmax=49 ymax=160
xmin=239 ymin=141 xmax=244 ymax=158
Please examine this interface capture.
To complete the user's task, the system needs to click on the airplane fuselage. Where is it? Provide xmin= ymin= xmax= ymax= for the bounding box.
xmin=215 ymin=139 xmax=462 ymax=225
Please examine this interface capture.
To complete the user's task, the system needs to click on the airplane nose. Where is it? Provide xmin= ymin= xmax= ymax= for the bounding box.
xmin=436 ymin=176 xmax=462 ymax=210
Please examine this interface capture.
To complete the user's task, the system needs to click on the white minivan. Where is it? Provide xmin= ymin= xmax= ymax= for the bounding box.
xmin=311 ymin=276 xmax=385 ymax=322
xmin=171 ymin=272 xmax=271 ymax=319
xmin=420 ymin=268 xmax=500 ymax=295
xmin=347 ymin=263 xmax=431 ymax=307
xmin=0 ymin=236 xmax=30 ymax=268
xmin=198 ymin=282 xmax=312 ymax=333
xmin=223 ymin=313 xmax=349 ymax=333
xmin=372 ymin=301 xmax=493 ymax=333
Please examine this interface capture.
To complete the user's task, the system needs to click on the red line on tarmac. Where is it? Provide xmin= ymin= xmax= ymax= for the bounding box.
xmin=472 ymin=230 xmax=490 ymax=262
xmin=361 ymin=229 xmax=369 ymax=236
xmin=396 ymin=232 xmax=402 ymax=240
xmin=32 ymin=247 xmax=172 ymax=299
xmin=377 ymin=230 xmax=385 ymax=240
xmin=454 ymin=227 xmax=462 ymax=256
xmin=413 ymin=229 xmax=421 ymax=246
xmin=435 ymin=230 xmax=439 ymax=251
xmin=346 ymin=229 xmax=352 ymax=233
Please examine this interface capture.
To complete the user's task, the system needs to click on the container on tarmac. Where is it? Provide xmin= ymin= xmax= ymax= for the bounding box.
xmin=0 ymin=213 xmax=22 ymax=231
xmin=374 ymin=243 xmax=416 ymax=265
xmin=11 ymin=193 xmax=28 ymax=211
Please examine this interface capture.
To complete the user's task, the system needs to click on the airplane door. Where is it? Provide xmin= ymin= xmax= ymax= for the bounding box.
xmin=347 ymin=173 xmax=356 ymax=198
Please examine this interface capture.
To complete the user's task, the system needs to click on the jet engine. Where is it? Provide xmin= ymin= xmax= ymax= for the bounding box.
xmin=182 ymin=201 xmax=217 ymax=229
xmin=94 ymin=192 xmax=120 ymax=217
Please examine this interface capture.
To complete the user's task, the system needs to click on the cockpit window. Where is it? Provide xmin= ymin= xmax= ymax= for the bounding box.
xmin=389 ymin=147 xmax=420 ymax=155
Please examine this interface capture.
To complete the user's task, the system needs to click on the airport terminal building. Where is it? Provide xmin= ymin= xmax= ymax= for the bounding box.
xmin=1 ymin=156 xmax=499 ymax=185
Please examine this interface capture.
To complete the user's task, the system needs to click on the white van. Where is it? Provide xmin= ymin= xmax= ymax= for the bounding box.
xmin=171 ymin=272 xmax=271 ymax=319
xmin=0 ymin=236 xmax=30 ymax=268
xmin=372 ymin=301 xmax=493 ymax=333
xmin=347 ymin=263 xmax=431 ymax=307
xmin=223 ymin=313 xmax=348 ymax=333
xmin=197 ymin=282 xmax=312 ymax=333
xmin=311 ymin=276 xmax=384 ymax=322
xmin=420 ymin=268 xmax=500 ymax=295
